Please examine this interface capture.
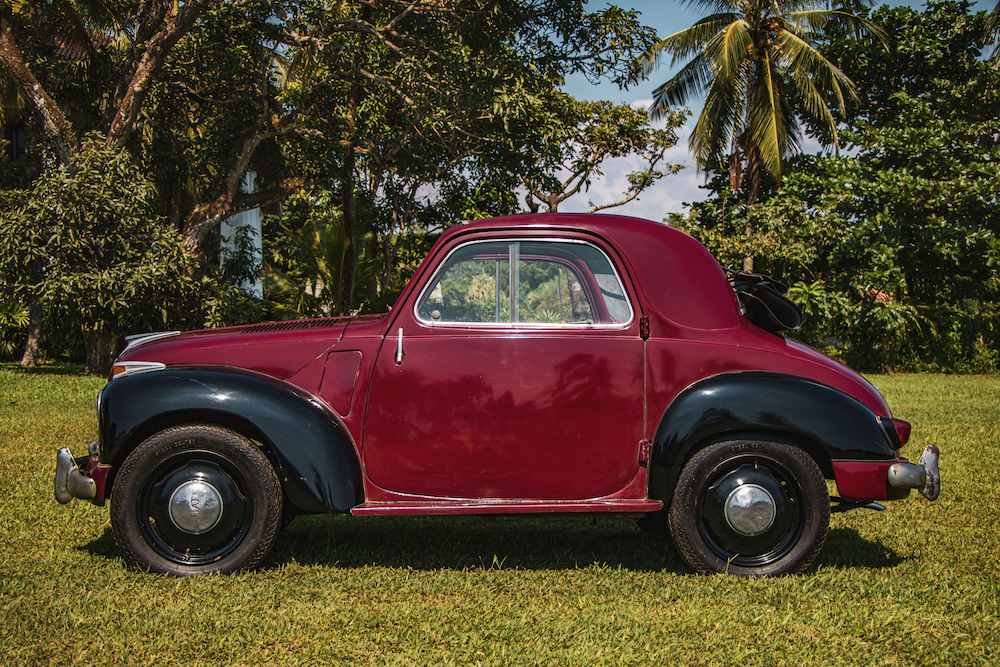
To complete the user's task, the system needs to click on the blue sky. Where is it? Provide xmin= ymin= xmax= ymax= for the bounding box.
xmin=558 ymin=0 xmax=995 ymax=221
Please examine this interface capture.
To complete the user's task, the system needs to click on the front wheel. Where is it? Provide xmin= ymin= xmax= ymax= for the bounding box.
xmin=110 ymin=425 xmax=283 ymax=576
xmin=669 ymin=436 xmax=829 ymax=576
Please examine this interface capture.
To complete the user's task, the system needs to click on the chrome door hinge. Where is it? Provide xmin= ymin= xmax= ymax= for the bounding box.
xmin=638 ymin=439 xmax=652 ymax=466
xmin=639 ymin=315 xmax=650 ymax=340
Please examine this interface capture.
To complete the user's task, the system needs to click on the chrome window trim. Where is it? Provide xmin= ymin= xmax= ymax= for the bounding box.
xmin=414 ymin=237 xmax=635 ymax=330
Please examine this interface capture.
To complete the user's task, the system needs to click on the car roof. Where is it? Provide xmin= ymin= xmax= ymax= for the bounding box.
xmin=435 ymin=213 xmax=742 ymax=331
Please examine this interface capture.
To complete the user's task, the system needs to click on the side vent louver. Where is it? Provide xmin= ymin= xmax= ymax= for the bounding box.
xmin=242 ymin=318 xmax=342 ymax=334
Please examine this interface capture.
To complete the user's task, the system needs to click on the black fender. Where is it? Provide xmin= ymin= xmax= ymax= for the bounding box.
xmin=647 ymin=373 xmax=897 ymax=506
xmin=97 ymin=367 xmax=362 ymax=514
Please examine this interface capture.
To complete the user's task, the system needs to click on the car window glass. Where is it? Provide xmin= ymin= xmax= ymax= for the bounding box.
xmin=417 ymin=242 xmax=510 ymax=323
xmin=417 ymin=239 xmax=631 ymax=326
xmin=517 ymin=258 xmax=593 ymax=324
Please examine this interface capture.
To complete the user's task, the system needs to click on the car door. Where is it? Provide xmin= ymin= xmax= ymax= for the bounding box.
xmin=362 ymin=236 xmax=645 ymax=500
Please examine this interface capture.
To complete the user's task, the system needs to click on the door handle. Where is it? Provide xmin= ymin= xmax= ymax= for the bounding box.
xmin=395 ymin=327 xmax=404 ymax=364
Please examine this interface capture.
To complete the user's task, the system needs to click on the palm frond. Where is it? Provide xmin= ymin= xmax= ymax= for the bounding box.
xmin=676 ymin=0 xmax=743 ymax=14
xmin=641 ymin=0 xmax=880 ymax=192
xmin=650 ymin=55 xmax=714 ymax=116
xmin=641 ymin=14 xmax=738 ymax=73
xmin=691 ymin=58 xmax=750 ymax=169
xmin=746 ymin=55 xmax=786 ymax=181
xmin=786 ymin=10 xmax=887 ymax=46
xmin=777 ymin=29 xmax=858 ymax=113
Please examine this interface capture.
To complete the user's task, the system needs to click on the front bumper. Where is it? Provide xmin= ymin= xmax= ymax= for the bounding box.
xmin=833 ymin=444 xmax=941 ymax=502
xmin=54 ymin=443 xmax=111 ymax=506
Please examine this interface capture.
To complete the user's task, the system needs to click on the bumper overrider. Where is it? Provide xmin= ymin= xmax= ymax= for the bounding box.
xmin=888 ymin=444 xmax=941 ymax=501
xmin=54 ymin=443 xmax=112 ymax=506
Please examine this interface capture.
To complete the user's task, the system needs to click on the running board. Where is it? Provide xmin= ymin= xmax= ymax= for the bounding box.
xmin=351 ymin=498 xmax=663 ymax=517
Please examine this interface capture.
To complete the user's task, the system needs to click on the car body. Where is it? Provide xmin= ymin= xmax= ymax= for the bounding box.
xmin=54 ymin=213 xmax=940 ymax=576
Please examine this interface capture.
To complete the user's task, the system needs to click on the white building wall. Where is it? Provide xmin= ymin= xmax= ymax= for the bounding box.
xmin=220 ymin=171 xmax=263 ymax=299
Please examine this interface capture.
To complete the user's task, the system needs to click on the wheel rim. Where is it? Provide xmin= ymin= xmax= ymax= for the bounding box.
xmin=696 ymin=455 xmax=804 ymax=568
xmin=137 ymin=451 xmax=253 ymax=566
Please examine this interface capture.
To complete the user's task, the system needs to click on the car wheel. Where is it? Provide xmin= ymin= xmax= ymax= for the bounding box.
xmin=110 ymin=424 xmax=282 ymax=576
xmin=668 ymin=436 xmax=829 ymax=576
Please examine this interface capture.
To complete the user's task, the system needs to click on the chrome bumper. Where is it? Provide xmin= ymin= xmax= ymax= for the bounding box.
xmin=54 ymin=443 xmax=108 ymax=505
xmin=888 ymin=444 xmax=941 ymax=501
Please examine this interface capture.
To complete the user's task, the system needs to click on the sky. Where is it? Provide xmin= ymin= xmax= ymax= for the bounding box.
xmin=557 ymin=0 xmax=995 ymax=222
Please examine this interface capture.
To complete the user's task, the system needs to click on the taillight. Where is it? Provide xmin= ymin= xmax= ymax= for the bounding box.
xmin=109 ymin=361 xmax=166 ymax=381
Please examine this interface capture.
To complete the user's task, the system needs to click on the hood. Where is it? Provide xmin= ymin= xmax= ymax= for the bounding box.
xmin=116 ymin=317 xmax=357 ymax=381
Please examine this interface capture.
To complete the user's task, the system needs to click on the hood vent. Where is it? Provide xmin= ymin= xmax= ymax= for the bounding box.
xmin=242 ymin=318 xmax=345 ymax=334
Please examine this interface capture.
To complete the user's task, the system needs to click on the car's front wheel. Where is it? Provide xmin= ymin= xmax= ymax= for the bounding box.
xmin=110 ymin=425 xmax=282 ymax=576
xmin=669 ymin=436 xmax=829 ymax=576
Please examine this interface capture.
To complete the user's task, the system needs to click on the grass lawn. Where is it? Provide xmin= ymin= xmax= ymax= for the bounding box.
xmin=1 ymin=364 xmax=997 ymax=666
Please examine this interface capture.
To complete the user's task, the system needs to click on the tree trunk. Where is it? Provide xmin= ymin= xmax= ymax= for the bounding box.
xmin=743 ymin=222 xmax=754 ymax=273
xmin=0 ymin=12 xmax=77 ymax=163
xmin=104 ymin=0 xmax=213 ymax=150
xmin=82 ymin=326 xmax=117 ymax=377
xmin=19 ymin=298 xmax=42 ymax=367
xmin=339 ymin=141 xmax=357 ymax=315
xmin=337 ymin=83 xmax=363 ymax=316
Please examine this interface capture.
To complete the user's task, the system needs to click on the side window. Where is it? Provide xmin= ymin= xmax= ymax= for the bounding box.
xmin=517 ymin=257 xmax=593 ymax=324
xmin=417 ymin=242 xmax=510 ymax=323
xmin=417 ymin=239 xmax=632 ymax=326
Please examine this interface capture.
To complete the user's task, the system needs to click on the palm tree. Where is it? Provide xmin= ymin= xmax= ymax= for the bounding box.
xmin=642 ymin=0 xmax=883 ymax=204
xmin=989 ymin=0 xmax=1000 ymax=62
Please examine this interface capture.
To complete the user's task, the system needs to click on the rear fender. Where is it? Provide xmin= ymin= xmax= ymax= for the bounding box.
xmin=648 ymin=373 xmax=896 ymax=506
xmin=98 ymin=367 xmax=362 ymax=513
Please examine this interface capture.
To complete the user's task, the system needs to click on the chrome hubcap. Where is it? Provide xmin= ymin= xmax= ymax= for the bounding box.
xmin=168 ymin=479 xmax=223 ymax=534
xmin=724 ymin=484 xmax=776 ymax=536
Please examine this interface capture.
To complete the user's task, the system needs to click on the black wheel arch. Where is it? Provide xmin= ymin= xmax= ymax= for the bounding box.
xmin=98 ymin=367 xmax=363 ymax=514
xmin=648 ymin=373 xmax=897 ymax=507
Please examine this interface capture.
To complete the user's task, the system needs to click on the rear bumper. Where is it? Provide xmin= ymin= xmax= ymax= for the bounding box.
xmin=54 ymin=444 xmax=111 ymax=506
xmin=833 ymin=444 xmax=941 ymax=502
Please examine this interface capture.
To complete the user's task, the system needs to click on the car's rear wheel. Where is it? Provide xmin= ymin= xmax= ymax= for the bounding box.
xmin=110 ymin=425 xmax=282 ymax=576
xmin=669 ymin=436 xmax=829 ymax=576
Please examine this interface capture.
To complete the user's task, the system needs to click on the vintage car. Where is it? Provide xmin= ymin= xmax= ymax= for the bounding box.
xmin=54 ymin=213 xmax=940 ymax=577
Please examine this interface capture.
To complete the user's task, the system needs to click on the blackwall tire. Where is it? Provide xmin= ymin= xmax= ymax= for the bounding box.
xmin=110 ymin=425 xmax=282 ymax=576
xmin=668 ymin=436 xmax=829 ymax=577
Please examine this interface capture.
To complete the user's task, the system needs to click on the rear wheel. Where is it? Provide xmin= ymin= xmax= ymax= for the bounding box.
xmin=669 ymin=436 xmax=829 ymax=576
xmin=110 ymin=425 xmax=282 ymax=576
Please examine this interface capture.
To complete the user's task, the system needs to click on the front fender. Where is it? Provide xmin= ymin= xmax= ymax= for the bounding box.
xmin=97 ymin=367 xmax=362 ymax=513
xmin=648 ymin=373 xmax=897 ymax=505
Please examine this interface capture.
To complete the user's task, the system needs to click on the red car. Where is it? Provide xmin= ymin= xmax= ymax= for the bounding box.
xmin=54 ymin=213 xmax=940 ymax=577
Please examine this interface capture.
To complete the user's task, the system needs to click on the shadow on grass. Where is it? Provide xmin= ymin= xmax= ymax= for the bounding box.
xmin=266 ymin=515 xmax=682 ymax=572
xmin=1 ymin=362 xmax=88 ymax=377
xmin=817 ymin=527 xmax=908 ymax=570
xmin=80 ymin=516 xmax=907 ymax=574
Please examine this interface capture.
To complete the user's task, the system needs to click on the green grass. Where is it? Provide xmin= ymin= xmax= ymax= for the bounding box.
xmin=1 ymin=365 xmax=997 ymax=666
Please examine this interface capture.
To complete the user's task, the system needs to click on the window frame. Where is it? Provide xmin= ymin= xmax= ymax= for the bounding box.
xmin=413 ymin=237 xmax=635 ymax=329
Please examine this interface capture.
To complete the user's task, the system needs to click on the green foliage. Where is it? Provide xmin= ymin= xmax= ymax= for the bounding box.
xmin=0 ymin=138 xmax=264 ymax=366
xmin=512 ymin=94 xmax=686 ymax=212
xmin=678 ymin=2 xmax=1000 ymax=372
xmin=0 ymin=138 xmax=196 ymax=335
xmin=641 ymin=0 xmax=883 ymax=198
xmin=263 ymin=189 xmax=350 ymax=318
xmin=0 ymin=296 xmax=28 ymax=359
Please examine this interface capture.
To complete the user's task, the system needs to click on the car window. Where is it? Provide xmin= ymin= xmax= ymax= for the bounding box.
xmin=417 ymin=239 xmax=632 ymax=326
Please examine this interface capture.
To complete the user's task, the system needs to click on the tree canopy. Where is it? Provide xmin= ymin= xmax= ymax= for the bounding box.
xmin=641 ymin=0 xmax=883 ymax=200
xmin=675 ymin=0 xmax=1000 ymax=372
xmin=0 ymin=0 xmax=673 ymax=370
